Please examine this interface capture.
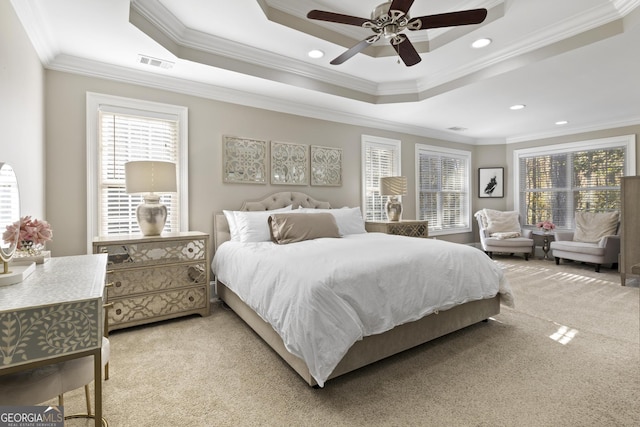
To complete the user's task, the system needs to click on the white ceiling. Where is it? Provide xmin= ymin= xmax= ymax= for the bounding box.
xmin=11 ymin=0 xmax=640 ymax=144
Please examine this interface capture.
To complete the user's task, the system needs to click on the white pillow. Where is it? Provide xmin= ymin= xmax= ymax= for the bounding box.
xmin=232 ymin=205 xmax=292 ymax=242
xmin=483 ymin=209 xmax=521 ymax=235
xmin=297 ymin=207 xmax=367 ymax=236
xmin=223 ymin=210 xmax=239 ymax=241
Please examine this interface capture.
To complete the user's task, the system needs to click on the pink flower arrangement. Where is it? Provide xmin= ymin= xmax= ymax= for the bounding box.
xmin=3 ymin=216 xmax=53 ymax=249
xmin=536 ymin=220 xmax=556 ymax=231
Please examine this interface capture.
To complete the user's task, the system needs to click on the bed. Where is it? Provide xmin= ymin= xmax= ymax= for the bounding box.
xmin=212 ymin=192 xmax=514 ymax=387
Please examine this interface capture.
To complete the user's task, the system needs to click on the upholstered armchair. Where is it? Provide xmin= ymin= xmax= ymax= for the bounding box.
xmin=475 ymin=209 xmax=534 ymax=260
xmin=550 ymin=211 xmax=620 ymax=272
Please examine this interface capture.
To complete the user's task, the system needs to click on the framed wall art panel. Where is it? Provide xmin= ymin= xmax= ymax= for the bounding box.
xmin=478 ymin=167 xmax=504 ymax=198
xmin=222 ymin=136 xmax=268 ymax=184
xmin=311 ymin=145 xmax=342 ymax=186
xmin=271 ymin=141 xmax=309 ymax=185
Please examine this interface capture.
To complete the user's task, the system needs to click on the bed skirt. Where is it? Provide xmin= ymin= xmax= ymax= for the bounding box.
xmin=217 ymin=280 xmax=500 ymax=387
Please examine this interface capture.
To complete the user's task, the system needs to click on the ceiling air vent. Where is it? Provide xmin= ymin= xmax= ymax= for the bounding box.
xmin=447 ymin=126 xmax=468 ymax=132
xmin=137 ymin=54 xmax=174 ymax=69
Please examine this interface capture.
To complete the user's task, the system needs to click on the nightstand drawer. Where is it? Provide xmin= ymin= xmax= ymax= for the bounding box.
xmin=96 ymin=237 xmax=207 ymax=269
xmin=108 ymin=286 xmax=208 ymax=329
xmin=106 ymin=262 xmax=207 ymax=298
xmin=365 ymin=220 xmax=429 ymax=238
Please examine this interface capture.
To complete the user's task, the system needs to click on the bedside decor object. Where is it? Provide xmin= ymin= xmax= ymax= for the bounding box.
xmin=125 ymin=160 xmax=177 ymax=236
xmin=311 ymin=145 xmax=342 ymax=186
xmin=536 ymin=220 xmax=556 ymax=233
xmin=5 ymin=215 xmax=53 ymax=264
xmin=0 ymin=162 xmax=36 ymax=286
xmin=380 ymin=176 xmax=407 ymax=221
xmin=222 ymin=135 xmax=268 ymax=184
xmin=271 ymin=141 xmax=309 ymax=185
xmin=478 ymin=167 xmax=504 ymax=198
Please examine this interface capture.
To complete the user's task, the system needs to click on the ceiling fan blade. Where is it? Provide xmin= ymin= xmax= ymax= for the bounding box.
xmin=388 ymin=0 xmax=415 ymax=14
xmin=307 ymin=10 xmax=371 ymax=27
xmin=330 ymin=35 xmax=380 ymax=65
xmin=391 ymin=36 xmax=421 ymax=67
xmin=408 ymin=9 xmax=488 ymax=31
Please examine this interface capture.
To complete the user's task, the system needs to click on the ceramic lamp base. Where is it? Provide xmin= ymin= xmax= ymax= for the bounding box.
xmin=136 ymin=194 xmax=167 ymax=236
xmin=385 ymin=196 xmax=403 ymax=222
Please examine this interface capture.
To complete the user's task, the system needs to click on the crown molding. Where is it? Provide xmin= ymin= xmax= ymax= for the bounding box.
xmin=46 ymin=54 xmax=475 ymax=145
xmin=9 ymin=0 xmax=59 ymax=64
xmin=505 ymin=116 xmax=640 ymax=144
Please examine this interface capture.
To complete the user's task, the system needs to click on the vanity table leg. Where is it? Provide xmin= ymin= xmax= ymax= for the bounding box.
xmin=94 ymin=349 xmax=102 ymax=427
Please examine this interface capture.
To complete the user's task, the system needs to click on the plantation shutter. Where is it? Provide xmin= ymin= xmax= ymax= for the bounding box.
xmin=363 ymin=138 xmax=400 ymax=220
xmin=417 ymin=147 xmax=470 ymax=232
xmin=519 ymin=146 xmax=625 ymax=228
xmin=98 ymin=107 xmax=180 ymax=236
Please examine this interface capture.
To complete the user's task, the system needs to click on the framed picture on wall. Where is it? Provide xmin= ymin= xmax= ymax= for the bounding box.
xmin=311 ymin=145 xmax=342 ymax=186
xmin=270 ymin=141 xmax=309 ymax=185
xmin=222 ymin=135 xmax=268 ymax=184
xmin=478 ymin=167 xmax=504 ymax=198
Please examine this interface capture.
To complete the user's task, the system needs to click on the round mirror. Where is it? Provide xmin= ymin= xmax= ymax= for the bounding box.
xmin=0 ymin=162 xmax=20 ymax=270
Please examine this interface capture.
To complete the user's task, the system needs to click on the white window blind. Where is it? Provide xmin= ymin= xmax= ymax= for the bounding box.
xmin=98 ymin=110 xmax=180 ymax=236
xmin=361 ymin=136 xmax=401 ymax=221
xmin=517 ymin=137 xmax=633 ymax=229
xmin=416 ymin=144 xmax=471 ymax=234
xmin=87 ymin=93 xmax=188 ymax=249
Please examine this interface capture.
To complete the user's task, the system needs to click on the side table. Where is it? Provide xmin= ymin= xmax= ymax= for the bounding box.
xmin=532 ymin=230 xmax=554 ymax=260
xmin=365 ymin=220 xmax=429 ymax=238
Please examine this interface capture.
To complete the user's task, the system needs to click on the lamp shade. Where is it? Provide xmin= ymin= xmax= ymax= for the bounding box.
xmin=125 ymin=161 xmax=177 ymax=194
xmin=380 ymin=176 xmax=407 ymax=196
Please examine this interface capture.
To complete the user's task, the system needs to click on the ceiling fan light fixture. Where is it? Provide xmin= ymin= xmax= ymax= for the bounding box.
xmin=472 ymin=38 xmax=492 ymax=48
xmin=510 ymin=104 xmax=526 ymax=110
xmin=308 ymin=49 xmax=325 ymax=59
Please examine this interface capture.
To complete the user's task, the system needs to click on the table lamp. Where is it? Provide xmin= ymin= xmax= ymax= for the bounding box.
xmin=380 ymin=176 xmax=407 ymax=221
xmin=125 ymin=161 xmax=177 ymax=236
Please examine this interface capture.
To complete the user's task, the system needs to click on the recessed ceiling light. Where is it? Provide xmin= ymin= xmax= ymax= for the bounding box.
xmin=555 ymin=120 xmax=569 ymax=125
xmin=510 ymin=104 xmax=526 ymax=110
xmin=471 ymin=38 xmax=492 ymax=49
xmin=308 ymin=49 xmax=324 ymax=59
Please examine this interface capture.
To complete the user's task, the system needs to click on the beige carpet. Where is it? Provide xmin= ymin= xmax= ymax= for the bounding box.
xmin=58 ymin=257 xmax=639 ymax=427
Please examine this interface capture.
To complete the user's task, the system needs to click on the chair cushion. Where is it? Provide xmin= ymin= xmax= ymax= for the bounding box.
xmin=573 ymin=211 xmax=619 ymax=243
xmin=483 ymin=209 xmax=521 ymax=235
xmin=485 ymin=236 xmax=533 ymax=248
xmin=0 ymin=363 xmax=61 ymax=405
xmin=550 ymin=240 xmax=604 ymax=256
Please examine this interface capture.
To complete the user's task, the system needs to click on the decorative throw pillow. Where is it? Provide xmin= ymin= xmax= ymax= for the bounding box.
xmin=483 ymin=209 xmax=521 ymax=235
xmin=231 ymin=205 xmax=292 ymax=242
xmin=296 ymin=207 xmax=367 ymax=235
xmin=573 ymin=211 xmax=619 ymax=243
xmin=268 ymin=213 xmax=340 ymax=244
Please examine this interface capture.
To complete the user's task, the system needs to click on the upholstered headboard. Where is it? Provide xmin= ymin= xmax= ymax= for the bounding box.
xmin=213 ymin=192 xmax=331 ymax=250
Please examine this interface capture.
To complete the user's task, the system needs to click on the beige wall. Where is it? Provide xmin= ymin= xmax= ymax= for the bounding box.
xmin=42 ymin=70 xmax=640 ymax=257
xmin=45 ymin=70 xmax=479 ymax=256
xmin=0 ymin=0 xmax=45 ymax=218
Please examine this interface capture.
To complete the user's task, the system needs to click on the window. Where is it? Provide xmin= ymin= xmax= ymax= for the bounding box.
xmin=416 ymin=144 xmax=471 ymax=235
xmin=514 ymin=135 xmax=636 ymax=229
xmin=361 ymin=135 xmax=401 ymax=221
xmin=86 ymin=93 xmax=188 ymax=251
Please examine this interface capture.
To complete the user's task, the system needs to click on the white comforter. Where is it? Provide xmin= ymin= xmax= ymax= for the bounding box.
xmin=212 ymin=233 xmax=514 ymax=387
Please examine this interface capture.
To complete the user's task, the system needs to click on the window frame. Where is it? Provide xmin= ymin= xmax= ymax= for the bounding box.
xmin=361 ymin=135 xmax=401 ymax=221
xmin=513 ymin=134 xmax=636 ymax=229
xmin=415 ymin=144 xmax=472 ymax=236
xmin=86 ymin=92 xmax=189 ymax=253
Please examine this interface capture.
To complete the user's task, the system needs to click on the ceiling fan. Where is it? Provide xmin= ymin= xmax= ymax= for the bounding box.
xmin=307 ymin=0 xmax=488 ymax=66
